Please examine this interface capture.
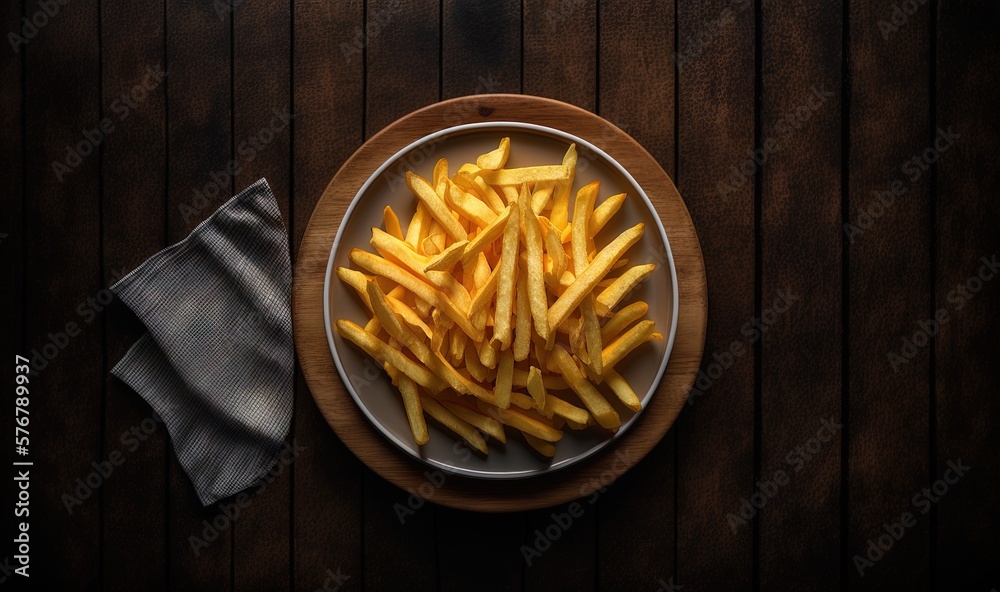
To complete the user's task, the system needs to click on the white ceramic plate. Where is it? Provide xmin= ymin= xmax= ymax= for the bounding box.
xmin=324 ymin=122 xmax=678 ymax=479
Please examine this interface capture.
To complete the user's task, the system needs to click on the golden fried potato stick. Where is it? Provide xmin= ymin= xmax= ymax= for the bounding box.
xmin=440 ymin=401 xmax=506 ymax=443
xmin=478 ymin=165 xmax=570 ymax=186
xmin=350 ymin=249 xmax=483 ymax=342
xmin=513 ymin=272 xmax=532 ymax=361
xmin=447 ymin=182 xmax=498 ymax=228
xmin=469 ymin=262 xmax=501 ymax=314
xmin=494 ymin=348 xmax=514 ymax=409
xmin=478 ymin=337 xmax=498 ymax=370
xmin=589 ymin=192 xmax=627 ymax=236
xmin=386 ymin=295 xmax=432 ymax=339
xmin=433 ymin=157 xmax=449 ymax=186
xmin=369 ymin=229 xmax=471 ymax=310
xmin=424 ymin=239 xmax=469 ymax=273
xmin=383 ymin=205 xmax=404 ymax=240
xmin=406 ymin=171 xmax=468 ymax=241
xmin=594 ymin=263 xmax=656 ymax=317
xmin=511 ymin=368 xmax=569 ymax=390
xmin=531 ymin=181 xmax=555 ymax=215
xmin=404 ymin=202 xmax=430 ymax=249
xmin=336 ymin=266 xmax=374 ymax=311
xmin=600 ymin=301 xmax=649 ymax=342
xmin=384 ymin=366 xmax=429 ymax=445
xmin=464 ymin=340 xmax=488 ymax=382
xmin=546 ymin=222 xmax=645 ymax=332
xmin=526 ymin=366 xmax=547 ymax=410
xmin=477 ymin=137 xmax=510 ymax=170
xmin=421 ymin=395 xmax=488 ymax=455
xmin=520 ymin=190 xmax=550 ymax=342
xmin=601 ymin=319 xmax=656 ymax=373
xmin=550 ymin=345 xmax=621 ymax=429
xmin=449 ymin=325 xmax=467 ymax=366
xmin=460 ymin=204 xmax=512 ymax=267
xmin=544 ymin=226 xmax=567 ymax=279
xmin=478 ymin=402 xmax=564 ymax=442
xmin=500 ymin=185 xmax=519 ymax=205
xmin=491 ymin=200 xmax=520 ymax=350
xmin=336 ymin=320 xmax=446 ymax=393
xmin=471 ymin=175 xmax=506 ymax=214
xmin=523 ymin=433 xmax=556 ymax=457
xmin=571 ymin=180 xmax=605 ymax=375
xmin=604 ymin=368 xmax=642 ymax=412
xmin=549 ymin=144 xmax=577 ymax=229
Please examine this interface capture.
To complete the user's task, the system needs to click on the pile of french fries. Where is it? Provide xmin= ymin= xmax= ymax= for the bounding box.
xmin=336 ymin=138 xmax=662 ymax=457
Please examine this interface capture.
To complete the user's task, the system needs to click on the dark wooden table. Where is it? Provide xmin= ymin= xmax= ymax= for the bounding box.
xmin=3 ymin=1 xmax=998 ymax=590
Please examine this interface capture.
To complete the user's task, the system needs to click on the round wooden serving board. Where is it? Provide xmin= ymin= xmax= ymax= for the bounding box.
xmin=293 ymin=94 xmax=707 ymax=512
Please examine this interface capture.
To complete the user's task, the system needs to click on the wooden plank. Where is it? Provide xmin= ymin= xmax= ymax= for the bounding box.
xmin=441 ymin=0 xmax=520 ymax=98
xmin=522 ymin=2 xmax=597 ymax=590
xmin=437 ymin=3 xmax=523 ymax=589
xmin=1 ymin=0 xmax=24 ymax=582
xmin=365 ymin=0 xmax=440 ymax=135
xmin=21 ymin=0 xmax=102 ymax=587
xmin=164 ymin=0 xmax=232 ymax=588
xmin=597 ymin=1 xmax=678 ymax=588
xmin=523 ymin=0 xmax=596 ymax=111
xmin=291 ymin=0 xmax=365 ymax=589
xmin=759 ymin=0 xmax=843 ymax=588
xmin=934 ymin=2 xmax=1000 ymax=588
xmin=846 ymin=0 xmax=931 ymax=588
xmin=100 ymin=2 xmax=168 ymax=590
xmin=232 ymin=1 xmax=293 ymax=590
xmin=362 ymin=1 xmax=440 ymax=589
xmin=673 ymin=0 xmax=755 ymax=589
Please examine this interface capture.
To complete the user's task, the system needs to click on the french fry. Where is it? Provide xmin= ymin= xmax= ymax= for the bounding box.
xmin=523 ymin=433 xmax=556 ymax=457
xmin=404 ymin=201 xmax=430 ymax=249
xmin=406 ymin=171 xmax=468 ymax=241
xmin=550 ymin=345 xmax=620 ymax=429
xmin=590 ymin=192 xmax=627 ymax=235
xmin=520 ymin=190 xmax=550 ymax=341
xmin=546 ymin=223 xmax=645 ymax=332
xmin=478 ymin=165 xmax=570 ymax=186
xmin=335 ymin=320 xmax=446 ymax=393
xmin=477 ymin=137 xmax=510 ymax=170
xmin=513 ymin=272 xmax=532 ymax=361
xmin=491 ymin=200 xmax=520 ymax=350
xmin=594 ymin=263 xmax=656 ymax=317
xmin=601 ymin=301 xmax=649 ymax=342
xmin=460 ymin=204 xmax=512 ymax=267
xmin=549 ymin=144 xmax=577 ymax=229
xmin=601 ymin=319 xmax=656 ymax=373
xmin=571 ymin=181 xmax=605 ymax=375
xmin=494 ymin=348 xmax=514 ymax=409
xmin=472 ymin=175 xmax=506 ymax=214
xmin=478 ymin=402 xmax=563 ymax=442
xmin=526 ymin=366 xmax=547 ymax=410
xmin=531 ymin=181 xmax=555 ymax=214
xmin=396 ymin=372 xmax=429 ymax=445
xmin=447 ymin=182 xmax=498 ymax=228
xmin=424 ymin=239 xmax=469 ymax=273
xmin=441 ymin=401 xmax=506 ymax=443
xmin=604 ymin=368 xmax=642 ymax=412
xmin=421 ymin=395 xmax=488 ymax=455
xmin=433 ymin=157 xmax=449 ymax=186
xmin=384 ymin=205 xmax=404 ymax=240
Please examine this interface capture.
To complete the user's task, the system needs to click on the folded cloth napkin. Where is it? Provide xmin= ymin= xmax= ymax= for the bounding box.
xmin=111 ymin=178 xmax=293 ymax=506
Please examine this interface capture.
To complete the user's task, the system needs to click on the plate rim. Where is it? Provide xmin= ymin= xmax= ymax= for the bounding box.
xmin=322 ymin=120 xmax=679 ymax=480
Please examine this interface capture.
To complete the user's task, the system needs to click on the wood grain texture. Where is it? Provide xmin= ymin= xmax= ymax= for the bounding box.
xmin=596 ymin=2 xmax=678 ymax=590
xmin=437 ymin=4 xmax=525 ymax=591
xmin=934 ymin=2 xmax=1000 ymax=589
xmin=290 ymin=0 xmax=364 ymax=590
xmin=100 ymin=1 xmax=168 ymax=590
xmin=164 ymin=0 xmax=232 ymax=588
xmin=674 ymin=0 xmax=756 ymax=589
xmin=523 ymin=0 xmax=596 ymax=111
xmin=22 ymin=0 xmax=102 ymax=588
xmin=847 ymin=0 xmax=931 ymax=589
xmin=232 ymin=1 xmax=293 ymax=590
xmin=759 ymin=1 xmax=844 ymax=589
xmin=292 ymin=95 xmax=707 ymax=513
xmin=291 ymin=1 xmax=365 ymax=590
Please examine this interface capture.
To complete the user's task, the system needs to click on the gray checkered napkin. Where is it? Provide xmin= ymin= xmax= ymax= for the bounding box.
xmin=111 ymin=178 xmax=293 ymax=505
